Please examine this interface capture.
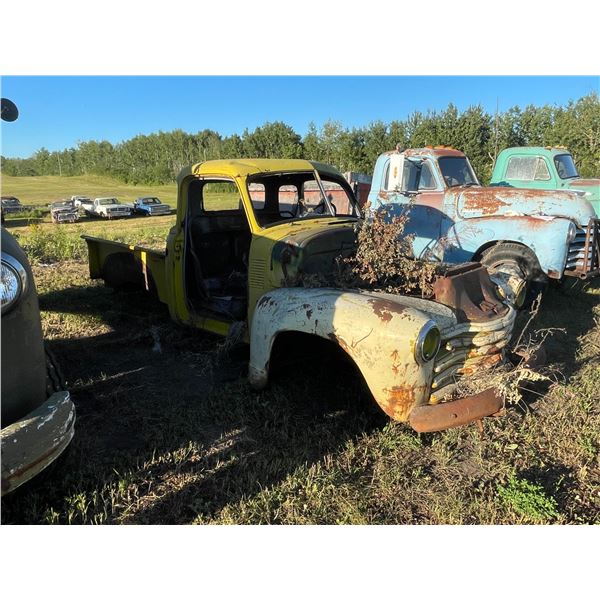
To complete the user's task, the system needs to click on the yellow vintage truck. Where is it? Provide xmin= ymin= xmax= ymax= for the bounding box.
xmin=83 ymin=158 xmax=523 ymax=432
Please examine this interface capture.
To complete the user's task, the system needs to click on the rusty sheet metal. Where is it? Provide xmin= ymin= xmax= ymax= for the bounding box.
xmin=408 ymin=388 xmax=503 ymax=432
xmin=433 ymin=262 xmax=508 ymax=323
xmin=1 ymin=391 xmax=75 ymax=496
xmin=249 ymin=287 xmax=437 ymax=422
xmin=456 ymin=186 xmax=593 ymax=227
xmin=250 ymin=283 xmax=517 ymax=425
xmin=563 ymin=218 xmax=600 ymax=279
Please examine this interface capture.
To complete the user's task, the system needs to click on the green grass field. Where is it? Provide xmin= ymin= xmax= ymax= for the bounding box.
xmin=1 ymin=175 xmax=599 ymax=524
xmin=1 ymin=174 xmax=178 ymax=207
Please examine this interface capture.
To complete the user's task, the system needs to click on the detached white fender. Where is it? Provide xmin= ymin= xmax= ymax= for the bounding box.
xmin=248 ymin=287 xmax=437 ymax=422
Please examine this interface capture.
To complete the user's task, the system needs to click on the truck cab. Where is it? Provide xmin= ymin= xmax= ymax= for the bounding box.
xmin=368 ymin=146 xmax=600 ymax=298
xmin=490 ymin=147 xmax=600 ymax=216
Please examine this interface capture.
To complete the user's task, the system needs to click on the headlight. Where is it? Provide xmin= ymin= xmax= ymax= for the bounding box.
xmin=415 ymin=320 xmax=441 ymax=364
xmin=1 ymin=254 xmax=27 ymax=313
xmin=567 ymin=222 xmax=577 ymax=243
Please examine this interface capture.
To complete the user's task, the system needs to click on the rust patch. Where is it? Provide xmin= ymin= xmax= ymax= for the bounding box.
xmin=378 ymin=191 xmax=389 ymax=201
xmin=461 ymin=190 xmax=511 ymax=215
xmin=403 ymin=148 xmax=465 ymax=159
xmin=382 ymin=384 xmax=428 ymax=420
xmin=368 ymin=298 xmax=405 ymax=323
xmin=458 ymin=353 xmax=503 ymax=376
xmin=574 ymin=179 xmax=599 ymax=187
xmin=328 ymin=332 xmax=350 ymax=354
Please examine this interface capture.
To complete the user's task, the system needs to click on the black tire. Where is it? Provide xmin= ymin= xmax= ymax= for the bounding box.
xmin=480 ymin=242 xmax=547 ymax=308
xmin=45 ymin=345 xmax=66 ymax=395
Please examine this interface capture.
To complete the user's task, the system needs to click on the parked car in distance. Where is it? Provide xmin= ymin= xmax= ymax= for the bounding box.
xmin=1 ymin=196 xmax=32 ymax=222
xmin=71 ymin=195 xmax=92 ymax=209
xmin=88 ymin=197 xmax=132 ymax=219
xmin=50 ymin=199 xmax=80 ymax=224
xmin=490 ymin=146 xmax=600 ymax=216
xmin=133 ymin=196 xmax=172 ymax=216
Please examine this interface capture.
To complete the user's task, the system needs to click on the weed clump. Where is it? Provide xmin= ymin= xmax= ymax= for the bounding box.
xmin=497 ymin=473 xmax=560 ymax=522
xmin=287 ymin=207 xmax=439 ymax=297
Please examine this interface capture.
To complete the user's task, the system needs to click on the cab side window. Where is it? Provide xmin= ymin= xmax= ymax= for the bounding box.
xmin=418 ymin=162 xmax=437 ymax=190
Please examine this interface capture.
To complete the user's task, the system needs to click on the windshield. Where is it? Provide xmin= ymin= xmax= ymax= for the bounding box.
xmin=141 ymin=197 xmax=160 ymax=204
xmin=99 ymin=198 xmax=118 ymax=205
xmin=438 ymin=157 xmax=479 ymax=188
xmin=554 ymin=154 xmax=579 ymax=179
xmin=247 ymin=170 xmax=360 ymax=228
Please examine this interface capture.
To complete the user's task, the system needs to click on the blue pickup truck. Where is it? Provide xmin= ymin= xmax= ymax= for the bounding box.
xmin=133 ymin=196 xmax=172 ymax=216
xmin=367 ymin=146 xmax=600 ymax=303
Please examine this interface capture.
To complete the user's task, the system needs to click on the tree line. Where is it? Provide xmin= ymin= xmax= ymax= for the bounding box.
xmin=2 ymin=92 xmax=598 ymax=184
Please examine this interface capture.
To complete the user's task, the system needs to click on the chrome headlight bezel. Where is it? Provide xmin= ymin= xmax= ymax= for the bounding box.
xmin=1 ymin=253 xmax=28 ymax=314
xmin=567 ymin=222 xmax=577 ymax=243
xmin=415 ymin=320 xmax=442 ymax=364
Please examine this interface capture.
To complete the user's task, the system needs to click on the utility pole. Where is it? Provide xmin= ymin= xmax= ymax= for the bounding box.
xmin=56 ymin=152 xmax=62 ymax=176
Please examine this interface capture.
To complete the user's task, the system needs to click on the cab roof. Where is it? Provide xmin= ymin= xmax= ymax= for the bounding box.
xmin=382 ymin=147 xmax=466 ymax=159
xmin=497 ymin=146 xmax=572 ymax=157
xmin=178 ymin=158 xmax=343 ymax=182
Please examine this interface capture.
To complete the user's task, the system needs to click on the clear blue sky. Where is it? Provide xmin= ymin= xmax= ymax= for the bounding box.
xmin=1 ymin=76 xmax=598 ymax=159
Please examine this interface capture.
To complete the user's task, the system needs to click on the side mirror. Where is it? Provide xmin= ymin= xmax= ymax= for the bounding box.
xmin=1 ymin=98 xmax=19 ymax=122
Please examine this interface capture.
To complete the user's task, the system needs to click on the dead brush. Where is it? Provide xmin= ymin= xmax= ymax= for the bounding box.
xmin=450 ymin=296 xmax=561 ymax=406
xmin=286 ymin=205 xmax=439 ymax=297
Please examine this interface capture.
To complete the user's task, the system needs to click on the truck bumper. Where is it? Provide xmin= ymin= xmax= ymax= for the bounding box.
xmin=408 ymin=388 xmax=503 ymax=432
xmin=1 ymin=391 xmax=75 ymax=496
xmin=408 ymin=347 xmax=545 ymax=433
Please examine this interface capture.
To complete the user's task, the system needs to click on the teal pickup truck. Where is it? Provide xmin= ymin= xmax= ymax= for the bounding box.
xmin=490 ymin=147 xmax=600 ymax=216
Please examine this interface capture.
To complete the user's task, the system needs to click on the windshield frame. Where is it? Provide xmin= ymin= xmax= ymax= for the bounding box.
xmin=438 ymin=156 xmax=480 ymax=188
xmin=99 ymin=198 xmax=118 ymax=205
xmin=554 ymin=153 xmax=579 ymax=180
xmin=246 ymin=169 xmax=361 ymax=229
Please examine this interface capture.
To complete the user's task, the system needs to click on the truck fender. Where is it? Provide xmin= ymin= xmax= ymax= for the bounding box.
xmin=438 ymin=215 xmax=573 ymax=278
xmin=248 ymin=287 xmax=436 ymax=422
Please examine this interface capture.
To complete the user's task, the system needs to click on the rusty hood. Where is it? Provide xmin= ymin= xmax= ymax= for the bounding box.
xmin=455 ymin=185 xmax=596 ymax=227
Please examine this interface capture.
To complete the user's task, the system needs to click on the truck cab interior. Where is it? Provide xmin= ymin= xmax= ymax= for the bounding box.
xmin=184 ymin=178 xmax=251 ymax=320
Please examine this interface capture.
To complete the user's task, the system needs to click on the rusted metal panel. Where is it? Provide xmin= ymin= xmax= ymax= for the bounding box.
xmin=563 ymin=218 xmax=600 ymax=279
xmin=409 ymin=389 xmax=503 ymax=432
xmin=250 ymin=269 xmax=517 ymax=428
xmin=432 ymin=262 xmax=508 ymax=323
xmin=1 ymin=391 xmax=75 ymax=496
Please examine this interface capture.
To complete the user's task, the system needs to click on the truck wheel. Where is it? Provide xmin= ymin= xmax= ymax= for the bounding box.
xmin=480 ymin=242 xmax=547 ymax=308
xmin=45 ymin=345 xmax=66 ymax=395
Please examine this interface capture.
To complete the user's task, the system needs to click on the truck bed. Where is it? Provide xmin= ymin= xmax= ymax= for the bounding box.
xmin=82 ymin=235 xmax=168 ymax=303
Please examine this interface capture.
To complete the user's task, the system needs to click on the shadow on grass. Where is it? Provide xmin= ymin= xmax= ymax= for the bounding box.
xmin=1 ymin=282 xmax=387 ymax=524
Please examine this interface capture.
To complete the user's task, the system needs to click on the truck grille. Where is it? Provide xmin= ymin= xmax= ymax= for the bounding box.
xmin=431 ymin=308 xmax=516 ymax=396
xmin=564 ymin=219 xmax=600 ymax=279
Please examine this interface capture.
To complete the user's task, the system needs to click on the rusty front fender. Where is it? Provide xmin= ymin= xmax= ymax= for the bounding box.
xmin=248 ymin=287 xmax=437 ymax=421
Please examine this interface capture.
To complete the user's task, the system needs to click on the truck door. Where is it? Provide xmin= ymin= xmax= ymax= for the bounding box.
xmin=384 ymin=159 xmax=446 ymax=259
